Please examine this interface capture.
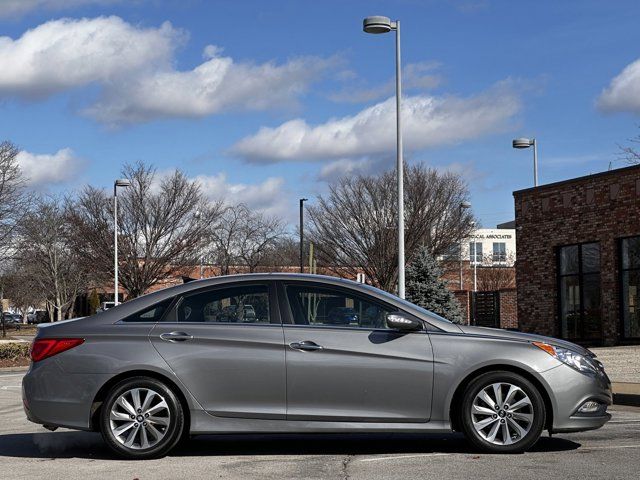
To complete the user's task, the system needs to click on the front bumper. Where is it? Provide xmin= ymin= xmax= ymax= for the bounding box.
xmin=540 ymin=363 xmax=612 ymax=433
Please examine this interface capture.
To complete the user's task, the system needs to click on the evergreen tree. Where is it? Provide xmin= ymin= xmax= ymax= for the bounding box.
xmin=406 ymin=246 xmax=464 ymax=324
xmin=88 ymin=289 xmax=100 ymax=315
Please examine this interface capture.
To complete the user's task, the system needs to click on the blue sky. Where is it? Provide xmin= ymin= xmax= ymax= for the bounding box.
xmin=1 ymin=0 xmax=639 ymax=227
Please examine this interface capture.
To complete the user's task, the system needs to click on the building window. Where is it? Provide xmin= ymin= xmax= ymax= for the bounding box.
xmin=492 ymin=242 xmax=507 ymax=263
xmin=469 ymin=242 xmax=483 ymax=264
xmin=558 ymin=243 xmax=601 ymax=341
xmin=621 ymin=237 xmax=640 ymax=339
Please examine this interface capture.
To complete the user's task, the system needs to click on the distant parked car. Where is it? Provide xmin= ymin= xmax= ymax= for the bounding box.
xmin=96 ymin=302 xmax=116 ymax=314
xmin=242 ymin=305 xmax=256 ymax=321
xmin=27 ymin=310 xmax=50 ymax=324
xmin=2 ymin=313 xmax=22 ymax=325
xmin=327 ymin=306 xmax=358 ymax=325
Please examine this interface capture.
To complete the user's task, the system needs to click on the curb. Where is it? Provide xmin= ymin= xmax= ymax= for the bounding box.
xmin=0 ymin=366 xmax=28 ymax=373
xmin=612 ymin=382 xmax=640 ymax=407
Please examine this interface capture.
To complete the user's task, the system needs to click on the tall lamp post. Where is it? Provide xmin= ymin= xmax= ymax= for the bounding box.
xmin=469 ymin=221 xmax=479 ymax=293
xmin=299 ymin=198 xmax=308 ymax=273
xmin=113 ymin=179 xmax=131 ymax=305
xmin=363 ymin=15 xmax=406 ymax=298
xmin=459 ymin=201 xmax=471 ymax=289
xmin=194 ymin=210 xmax=204 ymax=279
xmin=512 ymin=137 xmax=538 ymax=187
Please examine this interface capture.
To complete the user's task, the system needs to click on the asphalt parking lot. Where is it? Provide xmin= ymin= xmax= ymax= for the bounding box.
xmin=1 ymin=370 xmax=639 ymax=480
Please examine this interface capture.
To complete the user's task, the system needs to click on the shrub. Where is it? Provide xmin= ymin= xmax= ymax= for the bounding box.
xmin=0 ymin=342 xmax=30 ymax=361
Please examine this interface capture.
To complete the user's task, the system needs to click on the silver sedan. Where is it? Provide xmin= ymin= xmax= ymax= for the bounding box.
xmin=22 ymin=274 xmax=611 ymax=459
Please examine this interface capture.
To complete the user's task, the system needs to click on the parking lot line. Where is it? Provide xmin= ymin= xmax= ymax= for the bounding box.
xmin=358 ymin=453 xmax=451 ymax=462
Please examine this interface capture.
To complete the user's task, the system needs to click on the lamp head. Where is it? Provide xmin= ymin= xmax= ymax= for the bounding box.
xmin=512 ymin=138 xmax=534 ymax=149
xmin=363 ymin=16 xmax=394 ymax=34
xmin=114 ymin=178 xmax=131 ymax=187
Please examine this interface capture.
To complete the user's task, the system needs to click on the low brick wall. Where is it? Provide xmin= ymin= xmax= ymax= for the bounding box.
xmin=498 ymin=288 xmax=518 ymax=329
xmin=453 ymin=290 xmax=470 ymax=325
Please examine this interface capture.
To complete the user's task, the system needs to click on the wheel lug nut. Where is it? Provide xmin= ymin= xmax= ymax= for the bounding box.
xmin=130 ymin=415 xmax=135 ymax=419
xmin=495 ymin=405 xmax=500 ymax=410
xmin=504 ymin=405 xmax=509 ymax=410
xmin=500 ymin=419 xmax=505 ymax=424
xmin=137 ymin=409 xmax=142 ymax=413
xmin=143 ymin=422 xmax=147 ymax=426
xmin=134 ymin=423 xmax=138 ymax=427
xmin=492 ymin=414 xmax=498 ymax=419
xmin=145 ymin=413 xmax=149 ymax=418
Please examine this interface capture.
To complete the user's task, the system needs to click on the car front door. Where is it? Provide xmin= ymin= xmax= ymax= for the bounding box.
xmin=150 ymin=281 xmax=286 ymax=419
xmin=279 ymin=281 xmax=434 ymax=423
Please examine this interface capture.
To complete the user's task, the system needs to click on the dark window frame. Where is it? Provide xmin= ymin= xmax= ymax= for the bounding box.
xmin=556 ymin=242 xmax=602 ymax=342
xmin=619 ymin=235 xmax=640 ymax=340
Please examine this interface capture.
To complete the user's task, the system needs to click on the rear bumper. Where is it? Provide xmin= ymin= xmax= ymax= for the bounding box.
xmin=540 ymin=364 xmax=612 ymax=433
xmin=22 ymin=361 xmax=110 ymax=431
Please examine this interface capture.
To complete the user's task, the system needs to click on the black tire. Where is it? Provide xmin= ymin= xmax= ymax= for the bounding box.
xmin=460 ymin=371 xmax=546 ymax=453
xmin=100 ymin=376 xmax=184 ymax=459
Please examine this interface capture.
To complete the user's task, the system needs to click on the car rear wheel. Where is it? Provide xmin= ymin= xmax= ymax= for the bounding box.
xmin=100 ymin=376 xmax=184 ymax=459
xmin=460 ymin=371 xmax=546 ymax=453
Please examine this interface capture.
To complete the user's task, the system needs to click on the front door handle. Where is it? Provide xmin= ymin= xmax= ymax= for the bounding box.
xmin=289 ymin=340 xmax=323 ymax=352
xmin=160 ymin=331 xmax=193 ymax=342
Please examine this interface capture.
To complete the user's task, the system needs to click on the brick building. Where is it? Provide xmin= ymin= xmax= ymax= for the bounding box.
xmin=514 ymin=164 xmax=640 ymax=346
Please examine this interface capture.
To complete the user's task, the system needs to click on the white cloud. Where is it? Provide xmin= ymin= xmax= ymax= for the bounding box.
xmin=16 ymin=148 xmax=84 ymax=186
xmin=85 ymin=47 xmax=337 ymax=125
xmin=0 ymin=16 xmax=179 ymax=98
xmin=232 ymin=82 xmax=521 ymax=163
xmin=0 ymin=17 xmax=334 ymax=125
xmin=194 ymin=173 xmax=288 ymax=218
xmin=0 ymin=0 xmax=124 ymax=18
xmin=597 ymin=58 xmax=640 ymax=113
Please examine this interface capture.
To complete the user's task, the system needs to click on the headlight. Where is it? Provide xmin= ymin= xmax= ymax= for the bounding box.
xmin=533 ymin=342 xmax=598 ymax=375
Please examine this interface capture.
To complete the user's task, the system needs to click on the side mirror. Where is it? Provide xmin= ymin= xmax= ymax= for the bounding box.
xmin=386 ymin=313 xmax=422 ymax=332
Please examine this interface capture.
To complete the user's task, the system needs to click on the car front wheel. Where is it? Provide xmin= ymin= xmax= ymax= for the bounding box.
xmin=100 ymin=376 xmax=184 ymax=459
xmin=460 ymin=371 xmax=546 ymax=453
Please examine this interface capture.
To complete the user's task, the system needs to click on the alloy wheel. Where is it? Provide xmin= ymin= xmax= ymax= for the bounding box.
xmin=109 ymin=387 xmax=171 ymax=450
xmin=471 ymin=382 xmax=534 ymax=445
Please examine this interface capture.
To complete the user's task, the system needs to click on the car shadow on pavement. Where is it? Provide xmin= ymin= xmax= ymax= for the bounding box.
xmin=0 ymin=431 xmax=580 ymax=460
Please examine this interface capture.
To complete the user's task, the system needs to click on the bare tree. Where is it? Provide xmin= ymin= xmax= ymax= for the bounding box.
xmin=208 ymin=204 xmax=287 ymax=274
xmin=0 ymin=141 xmax=31 ymax=263
xmin=208 ymin=204 xmax=247 ymax=275
xmin=475 ymin=254 xmax=516 ymax=291
xmin=619 ymin=127 xmax=640 ymax=164
xmin=307 ymin=164 xmax=474 ymax=293
xmin=2 ymin=270 xmax=45 ymax=322
xmin=237 ymin=209 xmax=287 ymax=272
xmin=69 ymin=162 xmax=222 ymax=299
xmin=14 ymin=197 xmax=89 ymax=321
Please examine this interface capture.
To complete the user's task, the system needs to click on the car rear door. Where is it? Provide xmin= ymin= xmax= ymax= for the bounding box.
xmin=279 ymin=281 xmax=434 ymax=423
xmin=150 ymin=281 xmax=286 ymax=419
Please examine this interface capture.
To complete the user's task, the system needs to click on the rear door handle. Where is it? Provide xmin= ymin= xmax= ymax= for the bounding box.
xmin=289 ymin=340 xmax=323 ymax=352
xmin=160 ymin=331 xmax=193 ymax=342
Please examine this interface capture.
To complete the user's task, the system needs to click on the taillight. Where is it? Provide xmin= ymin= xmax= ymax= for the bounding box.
xmin=30 ymin=338 xmax=85 ymax=362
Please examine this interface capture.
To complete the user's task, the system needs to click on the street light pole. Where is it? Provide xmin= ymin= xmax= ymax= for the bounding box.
xmin=113 ymin=179 xmax=131 ymax=305
xmin=459 ymin=201 xmax=471 ymax=290
xmin=299 ymin=198 xmax=308 ymax=273
xmin=512 ymin=137 xmax=538 ymax=187
xmin=363 ymin=15 xmax=405 ymax=298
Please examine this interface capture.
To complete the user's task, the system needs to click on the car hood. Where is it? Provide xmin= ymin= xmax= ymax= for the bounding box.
xmin=458 ymin=325 xmax=593 ymax=357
